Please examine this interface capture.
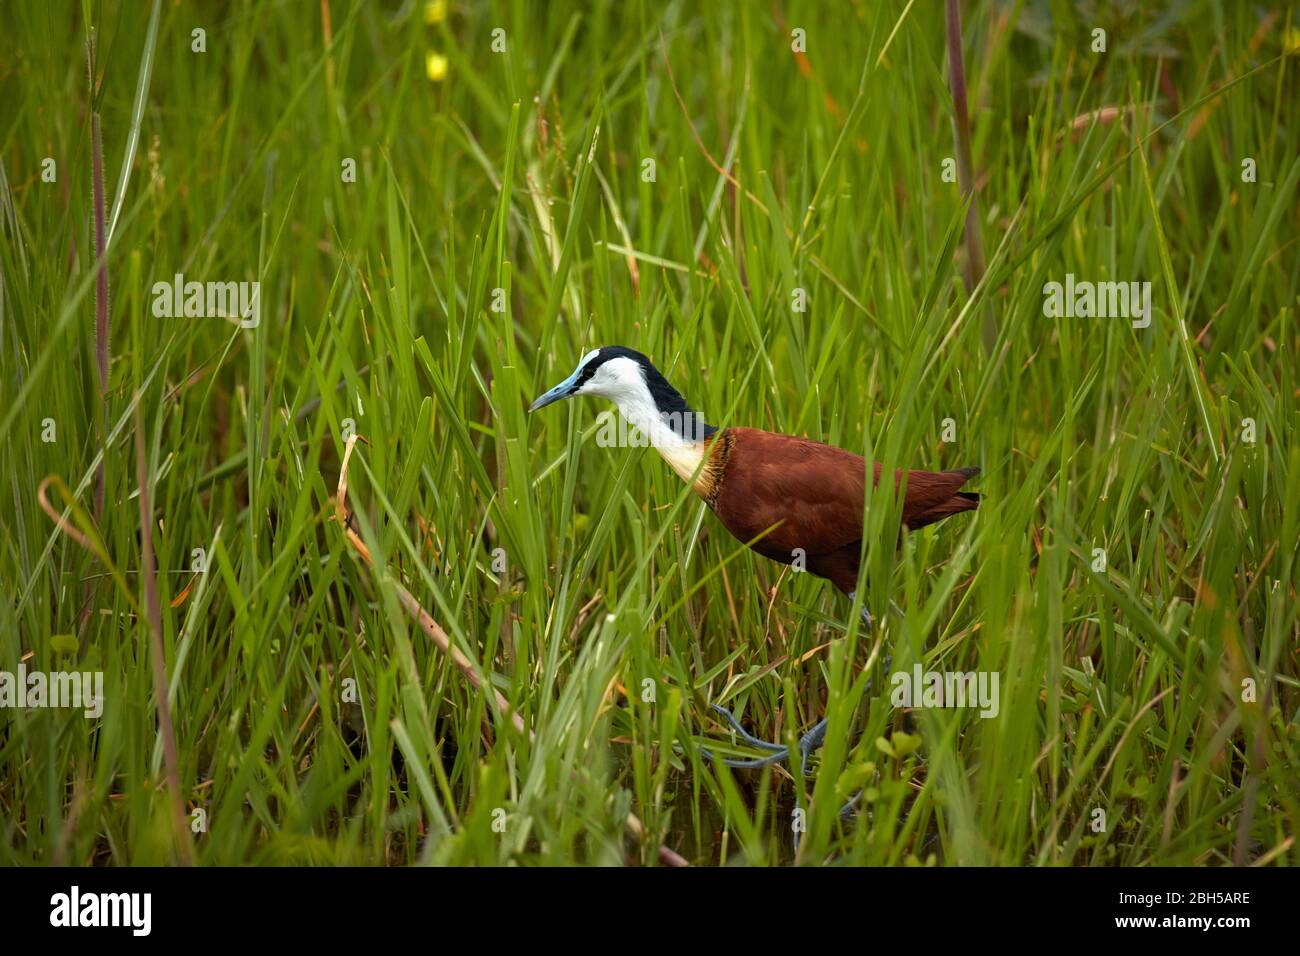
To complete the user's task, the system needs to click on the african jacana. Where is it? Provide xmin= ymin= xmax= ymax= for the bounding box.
xmin=530 ymin=346 xmax=980 ymax=768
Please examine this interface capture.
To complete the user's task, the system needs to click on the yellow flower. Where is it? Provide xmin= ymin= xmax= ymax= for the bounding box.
xmin=426 ymin=51 xmax=448 ymax=82
xmin=424 ymin=0 xmax=448 ymax=25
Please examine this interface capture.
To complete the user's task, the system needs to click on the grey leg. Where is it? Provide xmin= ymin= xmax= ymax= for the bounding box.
xmin=698 ymin=592 xmax=891 ymax=854
xmin=847 ymin=590 xmax=873 ymax=629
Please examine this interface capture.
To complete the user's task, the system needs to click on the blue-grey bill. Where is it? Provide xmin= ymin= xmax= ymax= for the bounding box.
xmin=528 ymin=369 xmax=580 ymax=411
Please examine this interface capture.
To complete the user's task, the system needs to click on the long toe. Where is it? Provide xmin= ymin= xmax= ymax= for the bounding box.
xmin=707 ymin=749 xmax=793 ymax=769
xmin=700 ymin=705 xmax=792 ymax=767
xmin=838 ymin=790 xmax=864 ymax=820
xmin=709 ymin=704 xmax=788 ymax=751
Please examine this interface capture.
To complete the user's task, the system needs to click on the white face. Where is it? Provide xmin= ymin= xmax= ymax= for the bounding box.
xmin=575 ymin=355 xmax=652 ymax=407
xmin=530 ymin=348 xmax=663 ymax=417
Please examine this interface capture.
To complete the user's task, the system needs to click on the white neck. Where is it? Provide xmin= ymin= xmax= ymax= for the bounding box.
xmin=581 ymin=354 xmax=709 ymax=485
xmin=614 ymin=395 xmax=689 ymax=447
xmin=611 ymin=395 xmax=706 ymax=485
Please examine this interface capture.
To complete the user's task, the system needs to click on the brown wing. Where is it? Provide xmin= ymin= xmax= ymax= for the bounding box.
xmin=711 ymin=427 xmax=978 ymax=562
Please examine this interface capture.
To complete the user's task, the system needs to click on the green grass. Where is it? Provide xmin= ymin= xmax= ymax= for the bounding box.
xmin=1 ymin=0 xmax=1297 ymax=866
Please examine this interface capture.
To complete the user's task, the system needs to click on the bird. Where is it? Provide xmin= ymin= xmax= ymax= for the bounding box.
xmin=529 ymin=346 xmax=980 ymax=780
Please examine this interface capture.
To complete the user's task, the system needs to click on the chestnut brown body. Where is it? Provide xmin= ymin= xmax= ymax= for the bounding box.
xmin=697 ymin=427 xmax=979 ymax=594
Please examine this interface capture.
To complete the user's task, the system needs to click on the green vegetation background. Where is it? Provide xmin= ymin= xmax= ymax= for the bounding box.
xmin=1 ymin=0 xmax=1296 ymax=865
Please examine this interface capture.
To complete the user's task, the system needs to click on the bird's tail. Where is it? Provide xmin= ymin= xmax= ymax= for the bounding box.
xmin=951 ymin=466 xmax=981 ymax=503
xmin=909 ymin=467 xmax=981 ymax=528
